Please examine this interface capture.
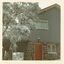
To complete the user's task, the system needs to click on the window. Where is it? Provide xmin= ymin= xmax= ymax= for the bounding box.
xmin=47 ymin=44 xmax=57 ymax=54
xmin=34 ymin=20 xmax=48 ymax=30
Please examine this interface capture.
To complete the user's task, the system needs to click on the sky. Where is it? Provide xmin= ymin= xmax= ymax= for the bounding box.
xmin=39 ymin=1 xmax=59 ymax=9
xmin=38 ymin=2 xmax=56 ymax=9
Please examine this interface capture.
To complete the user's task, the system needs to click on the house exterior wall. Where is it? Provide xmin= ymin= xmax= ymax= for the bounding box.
xmin=38 ymin=7 xmax=60 ymax=43
xmin=16 ymin=5 xmax=60 ymax=60
xmin=44 ymin=43 xmax=60 ymax=60
xmin=48 ymin=7 xmax=60 ymax=43
xmin=29 ymin=29 xmax=49 ymax=42
xmin=29 ymin=6 xmax=60 ymax=60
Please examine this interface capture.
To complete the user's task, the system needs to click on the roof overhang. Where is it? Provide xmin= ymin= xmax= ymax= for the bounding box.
xmin=38 ymin=4 xmax=60 ymax=14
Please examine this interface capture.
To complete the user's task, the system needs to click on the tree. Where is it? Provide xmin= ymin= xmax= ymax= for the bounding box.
xmin=3 ymin=2 xmax=41 ymax=52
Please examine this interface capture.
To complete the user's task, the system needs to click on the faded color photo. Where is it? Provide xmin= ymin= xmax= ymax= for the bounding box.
xmin=2 ymin=2 xmax=60 ymax=60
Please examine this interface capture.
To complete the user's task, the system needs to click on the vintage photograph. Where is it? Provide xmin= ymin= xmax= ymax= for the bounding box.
xmin=2 ymin=2 xmax=60 ymax=60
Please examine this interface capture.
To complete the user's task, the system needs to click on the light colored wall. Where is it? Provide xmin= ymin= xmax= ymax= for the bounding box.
xmin=30 ymin=6 xmax=60 ymax=43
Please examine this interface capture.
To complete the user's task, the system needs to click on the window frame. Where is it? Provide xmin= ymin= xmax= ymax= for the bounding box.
xmin=47 ymin=44 xmax=57 ymax=54
xmin=34 ymin=20 xmax=48 ymax=30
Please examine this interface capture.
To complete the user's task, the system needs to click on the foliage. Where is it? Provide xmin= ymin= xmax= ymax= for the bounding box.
xmin=3 ymin=2 xmax=41 ymax=43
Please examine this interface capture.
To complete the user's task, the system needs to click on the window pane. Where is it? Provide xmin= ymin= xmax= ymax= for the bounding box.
xmin=52 ymin=45 xmax=56 ymax=52
xmin=47 ymin=45 xmax=51 ymax=52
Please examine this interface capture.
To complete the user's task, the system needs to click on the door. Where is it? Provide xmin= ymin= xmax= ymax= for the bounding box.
xmin=33 ymin=43 xmax=43 ymax=60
